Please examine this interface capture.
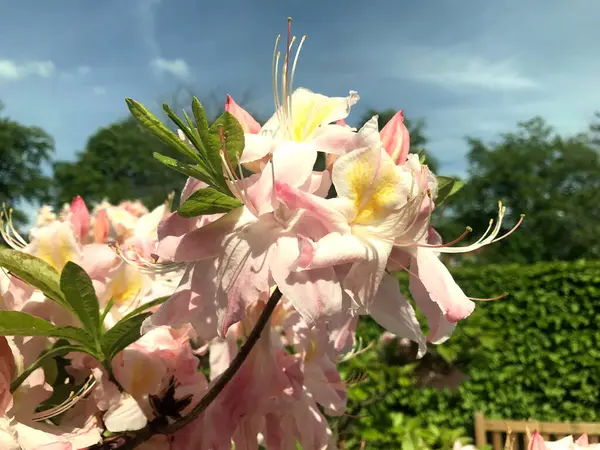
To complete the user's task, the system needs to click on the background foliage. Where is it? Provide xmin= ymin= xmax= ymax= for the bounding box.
xmin=336 ymin=260 xmax=600 ymax=449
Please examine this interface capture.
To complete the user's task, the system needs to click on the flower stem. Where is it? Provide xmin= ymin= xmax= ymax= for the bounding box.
xmin=103 ymin=287 xmax=283 ymax=449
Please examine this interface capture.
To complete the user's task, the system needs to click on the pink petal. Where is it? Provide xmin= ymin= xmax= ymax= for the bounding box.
xmin=342 ymin=236 xmax=393 ymax=311
xmin=141 ymin=261 xmax=219 ymax=341
xmin=225 ymin=94 xmax=261 ymax=134
xmin=575 ymin=434 xmax=590 ymax=446
xmin=69 ymin=196 xmax=90 ymax=243
xmin=296 ymin=232 xmax=369 ymax=270
xmin=380 ymin=110 xmax=411 ymax=165
xmin=299 ymin=170 xmax=332 ymax=198
xmin=411 ymin=248 xmax=475 ymax=323
xmin=181 ymin=177 xmax=207 ymax=203
xmin=369 ymin=273 xmax=427 ymax=358
xmin=214 ymin=216 xmax=279 ymax=336
xmin=269 ymin=235 xmax=342 ymax=327
xmin=33 ymin=444 xmax=73 ymax=450
xmin=156 ymin=206 xmax=255 ymax=262
xmin=93 ymin=208 xmax=109 ymax=243
xmin=241 ymin=141 xmax=317 ymax=216
xmin=240 ymin=133 xmax=275 ymax=163
xmin=275 ymin=182 xmax=351 ymax=234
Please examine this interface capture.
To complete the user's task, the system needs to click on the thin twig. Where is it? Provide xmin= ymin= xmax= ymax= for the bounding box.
xmin=99 ymin=288 xmax=283 ymax=450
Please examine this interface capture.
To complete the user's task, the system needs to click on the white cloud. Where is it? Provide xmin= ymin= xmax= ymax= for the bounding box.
xmin=395 ymin=46 xmax=539 ymax=92
xmin=0 ymin=59 xmax=55 ymax=80
xmin=77 ymin=65 xmax=91 ymax=75
xmin=92 ymin=86 xmax=107 ymax=96
xmin=150 ymin=57 xmax=190 ymax=79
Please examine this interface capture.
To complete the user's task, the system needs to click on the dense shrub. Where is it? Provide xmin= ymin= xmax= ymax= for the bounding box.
xmin=336 ymin=260 xmax=600 ymax=449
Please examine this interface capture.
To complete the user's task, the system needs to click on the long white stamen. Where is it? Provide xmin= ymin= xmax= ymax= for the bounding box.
xmin=31 ymin=375 xmax=96 ymax=421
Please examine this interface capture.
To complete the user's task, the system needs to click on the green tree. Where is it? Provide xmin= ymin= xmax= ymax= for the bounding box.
xmin=0 ymin=102 xmax=54 ymax=225
xmin=52 ymin=117 xmax=186 ymax=210
xmin=438 ymin=116 xmax=600 ymax=264
xmin=358 ymin=108 xmax=440 ymax=174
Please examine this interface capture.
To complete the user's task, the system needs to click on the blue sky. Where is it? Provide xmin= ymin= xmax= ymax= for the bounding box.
xmin=1 ymin=0 xmax=600 ymax=180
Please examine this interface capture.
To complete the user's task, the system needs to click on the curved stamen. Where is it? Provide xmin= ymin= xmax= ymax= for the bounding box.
xmin=288 ymin=35 xmax=306 ymax=131
xmin=109 ymin=242 xmax=186 ymax=275
xmin=31 ymin=375 xmax=96 ymax=422
xmin=0 ymin=208 xmax=27 ymax=250
xmin=491 ymin=214 xmax=525 ymax=244
xmin=469 ymin=292 xmax=509 ymax=301
xmin=415 ymin=227 xmax=473 ymax=249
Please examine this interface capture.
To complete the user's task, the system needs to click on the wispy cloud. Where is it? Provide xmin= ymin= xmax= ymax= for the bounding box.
xmin=397 ymin=46 xmax=539 ymax=92
xmin=77 ymin=65 xmax=91 ymax=75
xmin=150 ymin=57 xmax=191 ymax=79
xmin=0 ymin=59 xmax=55 ymax=80
xmin=92 ymin=86 xmax=107 ymax=96
xmin=136 ymin=0 xmax=162 ymax=57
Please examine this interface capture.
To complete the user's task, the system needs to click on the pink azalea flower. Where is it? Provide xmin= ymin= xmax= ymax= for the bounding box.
xmin=112 ymin=324 xmax=207 ymax=420
xmin=172 ymin=298 xmax=343 ymax=450
xmin=147 ymin=122 xmax=349 ymax=336
xmin=0 ymin=339 xmax=102 ymax=450
xmin=529 ymin=431 xmax=600 ymax=449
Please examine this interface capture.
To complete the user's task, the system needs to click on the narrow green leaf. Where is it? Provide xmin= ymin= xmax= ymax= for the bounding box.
xmin=183 ymin=110 xmax=201 ymax=143
xmin=178 ymin=187 xmax=243 ymax=218
xmin=206 ymin=111 xmax=245 ymax=178
xmin=10 ymin=343 xmax=90 ymax=392
xmin=0 ymin=248 xmax=67 ymax=308
xmin=120 ymin=296 xmax=169 ymax=323
xmin=153 ymin=152 xmax=216 ymax=186
xmin=125 ymin=98 xmax=203 ymax=165
xmin=162 ymin=103 xmax=208 ymax=162
xmin=102 ymin=313 xmax=152 ymax=360
xmin=100 ymin=297 xmax=115 ymax=329
xmin=435 ymin=176 xmax=465 ymax=206
xmin=0 ymin=311 xmax=95 ymax=346
xmin=60 ymin=262 xmax=101 ymax=339
xmin=192 ymin=97 xmax=210 ymax=144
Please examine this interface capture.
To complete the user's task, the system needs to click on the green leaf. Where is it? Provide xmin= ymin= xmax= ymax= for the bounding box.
xmin=120 ymin=296 xmax=169 ymax=323
xmin=153 ymin=152 xmax=215 ymax=186
xmin=125 ymin=98 xmax=203 ymax=165
xmin=206 ymin=111 xmax=245 ymax=182
xmin=192 ymin=96 xmax=210 ymax=144
xmin=162 ymin=103 xmax=208 ymax=162
xmin=0 ymin=310 xmax=95 ymax=346
xmin=60 ymin=262 xmax=101 ymax=340
xmin=102 ymin=313 xmax=152 ymax=361
xmin=435 ymin=176 xmax=465 ymax=206
xmin=0 ymin=248 xmax=67 ymax=308
xmin=10 ymin=342 xmax=90 ymax=392
xmin=178 ymin=187 xmax=243 ymax=218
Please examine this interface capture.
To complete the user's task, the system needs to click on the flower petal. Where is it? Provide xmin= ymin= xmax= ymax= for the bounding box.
xmin=369 ymin=273 xmax=427 ymax=358
xmin=225 ymin=94 xmax=262 ymax=134
xmin=270 ymin=235 xmax=342 ymax=327
xmin=410 ymin=248 xmax=475 ymax=323
xmin=380 ymin=110 xmax=410 ymax=165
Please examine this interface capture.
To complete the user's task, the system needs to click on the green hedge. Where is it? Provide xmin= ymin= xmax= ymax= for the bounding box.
xmin=335 ymin=260 xmax=600 ymax=449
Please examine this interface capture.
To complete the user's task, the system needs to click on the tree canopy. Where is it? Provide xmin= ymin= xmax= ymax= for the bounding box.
xmin=0 ymin=102 xmax=54 ymax=225
xmin=437 ymin=116 xmax=600 ymax=264
xmin=52 ymin=117 xmax=186 ymax=210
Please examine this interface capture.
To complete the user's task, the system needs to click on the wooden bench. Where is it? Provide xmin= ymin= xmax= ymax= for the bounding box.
xmin=474 ymin=412 xmax=600 ymax=449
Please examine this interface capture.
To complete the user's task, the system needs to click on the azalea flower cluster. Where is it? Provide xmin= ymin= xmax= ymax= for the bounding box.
xmin=0 ymin=21 xmax=523 ymax=450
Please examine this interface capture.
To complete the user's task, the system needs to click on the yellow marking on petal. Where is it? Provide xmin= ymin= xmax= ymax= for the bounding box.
xmin=108 ymin=267 xmax=143 ymax=306
xmin=348 ymin=155 xmax=401 ymax=225
xmin=305 ymin=336 xmax=319 ymax=363
xmin=128 ymin=357 xmax=156 ymax=397
xmin=291 ymin=96 xmax=340 ymax=141
xmin=35 ymin=231 xmax=78 ymax=272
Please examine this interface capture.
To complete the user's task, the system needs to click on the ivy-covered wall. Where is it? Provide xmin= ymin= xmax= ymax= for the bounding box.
xmin=336 ymin=260 xmax=600 ymax=449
